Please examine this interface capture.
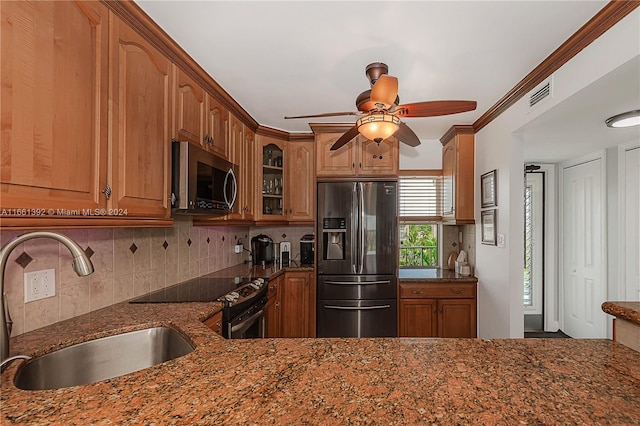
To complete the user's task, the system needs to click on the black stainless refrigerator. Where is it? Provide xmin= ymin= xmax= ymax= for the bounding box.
xmin=316 ymin=181 xmax=398 ymax=337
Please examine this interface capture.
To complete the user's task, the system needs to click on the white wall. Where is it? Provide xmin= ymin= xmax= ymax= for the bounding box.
xmin=474 ymin=9 xmax=640 ymax=338
xmin=400 ymin=139 xmax=442 ymax=170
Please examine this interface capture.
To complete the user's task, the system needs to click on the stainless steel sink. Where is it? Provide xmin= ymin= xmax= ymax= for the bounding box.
xmin=14 ymin=326 xmax=194 ymax=390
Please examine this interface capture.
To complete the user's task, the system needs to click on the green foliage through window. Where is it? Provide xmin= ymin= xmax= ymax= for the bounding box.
xmin=399 ymin=224 xmax=438 ymax=267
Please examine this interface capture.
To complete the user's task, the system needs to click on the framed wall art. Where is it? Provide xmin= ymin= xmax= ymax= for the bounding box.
xmin=481 ymin=169 xmax=497 ymax=208
xmin=481 ymin=209 xmax=497 ymax=245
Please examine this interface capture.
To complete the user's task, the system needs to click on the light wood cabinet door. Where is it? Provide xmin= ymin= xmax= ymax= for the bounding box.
xmin=399 ymin=299 xmax=438 ymax=337
xmin=441 ymin=140 xmax=456 ymax=218
xmin=205 ymin=94 xmax=229 ymax=160
xmin=359 ymin=137 xmax=399 ymax=176
xmin=265 ymin=275 xmax=282 ymax=337
xmin=0 ymin=0 xmax=108 ymax=212
xmin=438 ymin=299 xmax=476 ymax=338
xmin=441 ymin=127 xmax=474 ymax=224
xmin=110 ymin=15 xmax=171 ymax=217
xmin=287 ymin=141 xmax=314 ymax=221
xmin=174 ymin=67 xmax=205 ymax=147
xmin=315 ymin=133 xmax=355 ymax=177
xmin=280 ymin=272 xmax=311 ymax=338
xmin=242 ymin=128 xmax=256 ymax=220
xmin=256 ymin=136 xmax=287 ymax=221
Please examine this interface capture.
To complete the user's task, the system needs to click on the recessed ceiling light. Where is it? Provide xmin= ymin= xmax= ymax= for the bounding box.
xmin=605 ymin=110 xmax=640 ymax=128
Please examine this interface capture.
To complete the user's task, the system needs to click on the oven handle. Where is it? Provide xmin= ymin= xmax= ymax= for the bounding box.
xmin=324 ymin=280 xmax=391 ymax=286
xmin=323 ymin=304 xmax=391 ymax=310
xmin=230 ymin=308 xmax=265 ymax=333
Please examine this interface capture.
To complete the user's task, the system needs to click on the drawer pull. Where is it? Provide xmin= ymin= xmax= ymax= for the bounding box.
xmin=450 ymin=288 xmax=466 ymax=295
xmin=411 ymin=289 xmax=425 ymax=295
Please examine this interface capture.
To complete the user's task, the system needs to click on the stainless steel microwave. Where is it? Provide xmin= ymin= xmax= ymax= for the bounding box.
xmin=171 ymin=140 xmax=239 ymax=215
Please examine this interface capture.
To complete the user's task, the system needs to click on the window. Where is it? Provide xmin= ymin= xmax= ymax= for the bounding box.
xmin=398 ymin=171 xmax=442 ymax=268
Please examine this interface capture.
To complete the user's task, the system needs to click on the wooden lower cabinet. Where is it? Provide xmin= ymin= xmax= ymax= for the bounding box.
xmin=203 ymin=311 xmax=223 ymax=335
xmin=265 ymin=275 xmax=282 ymax=337
xmin=265 ymin=271 xmax=315 ymax=338
xmin=399 ymin=281 xmax=477 ymax=338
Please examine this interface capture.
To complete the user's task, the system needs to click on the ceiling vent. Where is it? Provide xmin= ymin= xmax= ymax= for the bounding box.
xmin=528 ymin=78 xmax=552 ymax=108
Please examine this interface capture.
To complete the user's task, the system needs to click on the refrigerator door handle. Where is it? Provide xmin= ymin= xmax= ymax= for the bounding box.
xmin=358 ymin=181 xmax=365 ymax=274
xmin=323 ymin=305 xmax=391 ymax=311
xmin=352 ymin=182 xmax=358 ymax=274
xmin=324 ymin=280 xmax=392 ymax=286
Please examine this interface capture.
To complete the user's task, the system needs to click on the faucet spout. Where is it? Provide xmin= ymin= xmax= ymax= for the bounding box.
xmin=0 ymin=232 xmax=94 ymax=368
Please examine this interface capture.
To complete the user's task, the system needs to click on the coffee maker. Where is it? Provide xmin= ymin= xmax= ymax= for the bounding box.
xmin=251 ymin=234 xmax=273 ymax=264
xmin=300 ymin=234 xmax=314 ymax=265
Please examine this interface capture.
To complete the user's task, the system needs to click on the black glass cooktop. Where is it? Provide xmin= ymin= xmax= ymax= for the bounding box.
xmin=129 ymin=275 xmax=252 ymax=303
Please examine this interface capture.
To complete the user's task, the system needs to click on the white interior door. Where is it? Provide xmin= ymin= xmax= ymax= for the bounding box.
xmin=562 ymin=157 xmax=606 ymax=338
xmin=623 ymin=146 xmax=640 ymax=301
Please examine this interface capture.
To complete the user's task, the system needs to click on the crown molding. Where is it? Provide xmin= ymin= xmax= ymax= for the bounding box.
xmin=472 ymin=0 xmax=639 ymax=133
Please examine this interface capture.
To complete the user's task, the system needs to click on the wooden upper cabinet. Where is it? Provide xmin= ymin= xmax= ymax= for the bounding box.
xmin=440 ymin=126 xmax=474 ymax=224
xmin=205 ymin=94 xmax=229 ymax=160
xmin=241 ymin=127 xmax=256 ymax=220
xmin=359 ymin=136 xmax=399 ymax=176
xmin=256 ymin=135 xmax=287 ymax=221
xmin=315 ymin=128 xmax=399 ymax=178
xmin=315 ymin=132 xmax=356 ymax=177
xmin=110 ymin=13 xmax=172 ymax=217
xmin=287 ymin=141 xmax=315 ymax=222
xmin=174 ymin=67 xmax=205 ymax=146
xmin=0 ymin=0 xmax=108 ymax=212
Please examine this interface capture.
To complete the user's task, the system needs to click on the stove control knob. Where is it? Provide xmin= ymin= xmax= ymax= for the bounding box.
xmin=224 ymin=294 xmax=236 ymax=302
xmin=256 ymin=278 xmax=265 ymax=284
xmin=249 ymin=282 xmax=259 ymax=290
xmin=230 ymin=291 xmax=240 ymax=299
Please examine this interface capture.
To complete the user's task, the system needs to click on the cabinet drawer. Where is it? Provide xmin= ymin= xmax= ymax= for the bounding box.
xmin=400 ymin=283 xmax=476 ymax=299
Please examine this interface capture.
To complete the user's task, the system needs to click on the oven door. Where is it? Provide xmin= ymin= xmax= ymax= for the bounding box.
xmin=227 ymin=298 xmax=267 ymax=339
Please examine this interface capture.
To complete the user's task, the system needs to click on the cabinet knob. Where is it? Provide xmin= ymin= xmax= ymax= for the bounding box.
xmin=101 ymin=184 xmax=112 ymax=200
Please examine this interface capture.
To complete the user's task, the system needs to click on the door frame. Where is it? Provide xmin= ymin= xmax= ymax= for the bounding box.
xmin=558 ymin=150 xmax=607 ymax=336
xmin=618 ymin=141 xmax=640 ymax=300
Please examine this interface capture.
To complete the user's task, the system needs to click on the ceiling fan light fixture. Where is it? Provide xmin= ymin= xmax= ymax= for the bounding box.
xmin=605 ymin=110 xmax=640 ymax=128
xmin=356 ymin=113 xmax=400 ymax=142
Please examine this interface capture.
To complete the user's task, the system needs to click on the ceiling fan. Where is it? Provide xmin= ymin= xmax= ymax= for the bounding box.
xmin=285 ymin=62 xmax=477 ymax=151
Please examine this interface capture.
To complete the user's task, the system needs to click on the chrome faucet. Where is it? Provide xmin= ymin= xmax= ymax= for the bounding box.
xmin=0 ymin=232 xmax=94 ymax=368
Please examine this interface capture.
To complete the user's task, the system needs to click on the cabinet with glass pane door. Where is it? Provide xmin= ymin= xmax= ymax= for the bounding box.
xmin=257 ymin=136 xmax=287 ymax=221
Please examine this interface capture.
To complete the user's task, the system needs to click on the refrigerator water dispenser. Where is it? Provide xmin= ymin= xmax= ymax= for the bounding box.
xmin=322 ymin=218 xmax=346 ymax=260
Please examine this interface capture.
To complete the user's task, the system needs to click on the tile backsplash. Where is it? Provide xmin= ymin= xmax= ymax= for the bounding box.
xmin=1 ymin=217 xmax=249 ymax=336
xmin=441 ymin=224 xmax=476 ymax=273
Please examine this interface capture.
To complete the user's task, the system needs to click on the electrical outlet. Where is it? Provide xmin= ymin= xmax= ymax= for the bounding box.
xmin=497 ymin=233 xmax=506 ymax=248
xmin=24 ymin=269 xmax=56 ymax=303
xmin=234 ymin=244 xmax=243 ymax=254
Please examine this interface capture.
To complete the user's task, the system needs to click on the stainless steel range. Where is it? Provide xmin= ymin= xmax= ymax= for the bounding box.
xmin=217 ymin=278 xmax=268 ymax=339
xmin=130 ymin=275 xmax=268 ymax=339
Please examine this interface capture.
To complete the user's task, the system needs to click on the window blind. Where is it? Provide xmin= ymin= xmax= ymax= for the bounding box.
xmin=398 ymin=175 xmax=442 ymax=220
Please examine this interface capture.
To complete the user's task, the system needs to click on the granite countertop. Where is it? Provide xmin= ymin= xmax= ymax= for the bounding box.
xmin=602 ymin=301 xmax=640 ymax=326
xmin=2 ymin=267 xmax=639 ymax=424
xmin=398 ymin=267 xmax=478 ymax=282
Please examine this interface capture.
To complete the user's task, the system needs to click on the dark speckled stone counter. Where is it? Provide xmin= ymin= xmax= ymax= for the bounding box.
xmin=2 ymin=266 xmax=639 ymax=424
xmin=398 ymin=268 xmax=478 ymax=282
xmin=602 ymin=301 xmax=640 ymax=326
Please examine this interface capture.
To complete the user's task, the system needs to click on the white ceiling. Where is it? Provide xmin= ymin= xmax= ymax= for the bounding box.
xmin=521 ymin=56 xmax=640 ymax=163
xmin=136 ymin=0 xmax=609 ymax=144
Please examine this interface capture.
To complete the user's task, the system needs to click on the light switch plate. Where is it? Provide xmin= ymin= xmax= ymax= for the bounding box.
xmin=24 ymin=269 xmax=56 ymax=303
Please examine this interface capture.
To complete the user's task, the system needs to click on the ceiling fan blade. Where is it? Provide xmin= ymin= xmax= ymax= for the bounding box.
xmin=396 ymin=100 xmax=477 ymax=118
xmin=285 ymin=111 xmax=359 ymax=119
xmin=370 ymin=75 xmax=398 ymax=108
xmin=329 ymin=125 xmax=359 ymax=151
xmin=395 ymin=122 xmax=421 ymax=147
